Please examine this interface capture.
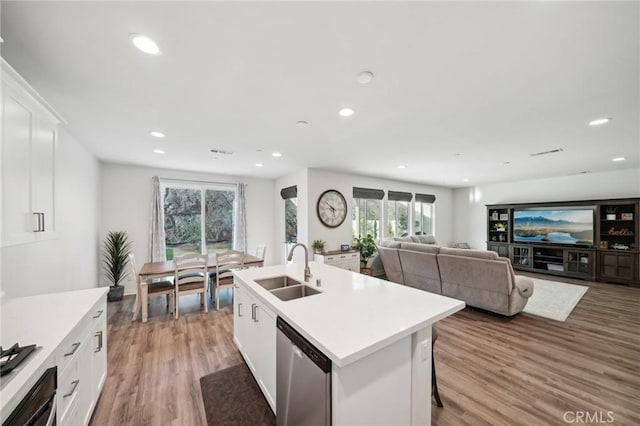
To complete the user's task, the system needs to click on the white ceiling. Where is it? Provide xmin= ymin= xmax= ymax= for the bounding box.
xmin=1 ymin=1 xmax=638 ymax=188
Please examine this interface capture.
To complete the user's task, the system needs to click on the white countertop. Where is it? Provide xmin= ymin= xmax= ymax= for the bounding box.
xmin=234 ymin=262 xmax=464 ymax=367
xmin=0 ymin=287 xmax=108 ymax=417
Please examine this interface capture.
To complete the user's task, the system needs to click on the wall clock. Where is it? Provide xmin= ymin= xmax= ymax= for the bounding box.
xmin=317 ymin=189 xmax=347 ymax=228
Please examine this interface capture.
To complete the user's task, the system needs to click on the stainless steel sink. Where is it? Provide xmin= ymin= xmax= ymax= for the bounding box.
xmin=270 ymin=284 xmax=322 ymax=301
xmin=254 ymin=275 xmax=301 ymax=291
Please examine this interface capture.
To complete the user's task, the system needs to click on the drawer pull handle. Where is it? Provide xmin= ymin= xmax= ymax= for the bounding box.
xmin=238 ymin=303 xmax=242 ymax=317
xmin=63 ymin=380 xmax=79 ymax=398
xmin=64 ymin=342 xmax=81 ymax=357
xmin=93 ymin=310 xmax=104 ymax=318
xmin=95 ymin=331 xmax=103 ymax=352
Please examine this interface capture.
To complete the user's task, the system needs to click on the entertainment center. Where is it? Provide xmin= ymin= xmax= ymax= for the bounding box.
xmin=487 ymin=198 xmax=639 ymax=286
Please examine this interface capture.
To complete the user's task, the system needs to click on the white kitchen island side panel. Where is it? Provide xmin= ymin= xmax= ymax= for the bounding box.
xmin=332 ymin=333 xmax=412 ymax=426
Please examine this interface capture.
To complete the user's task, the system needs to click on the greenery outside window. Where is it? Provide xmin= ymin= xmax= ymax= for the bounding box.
xmin=351 ymin=187 xmax=385 ymax=241
xmin=281 ymin=185 xmax=298 ymax=244
xmin=385 ymin=191 xmax=412 ymax=237
xmin=414 ymin=193 xmax=435 ymax=236
xmin=162 ymin=182 xmax=236 ymax=260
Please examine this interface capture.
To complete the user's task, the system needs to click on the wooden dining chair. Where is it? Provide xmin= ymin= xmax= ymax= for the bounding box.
xmin=214 ymin=250 xmax=245 ymax=310
xmin=174 ymin=253 xmax=208 ymax=319
xmin=130 ymin=254 xmax=174 ymax=321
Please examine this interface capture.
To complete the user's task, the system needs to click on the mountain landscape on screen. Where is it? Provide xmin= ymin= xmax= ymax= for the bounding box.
xmin=513 ymin=209 xmax=594 ymax=245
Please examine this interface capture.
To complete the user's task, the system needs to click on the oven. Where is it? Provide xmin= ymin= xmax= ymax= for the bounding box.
xmin=3 ymin=366 xmax=57 ymax=426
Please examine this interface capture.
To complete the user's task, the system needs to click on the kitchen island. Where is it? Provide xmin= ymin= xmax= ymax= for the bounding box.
xmin=233 ymin=261 xmax=465 ymax=425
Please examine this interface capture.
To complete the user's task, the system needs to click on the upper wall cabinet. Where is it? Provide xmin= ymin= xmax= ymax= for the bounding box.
xmin=2 ymin=59 xmax=61 ymax=246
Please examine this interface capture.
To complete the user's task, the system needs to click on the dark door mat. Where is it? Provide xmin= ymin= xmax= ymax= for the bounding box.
xmin=200 ymin=363 xmax=276 ymax=426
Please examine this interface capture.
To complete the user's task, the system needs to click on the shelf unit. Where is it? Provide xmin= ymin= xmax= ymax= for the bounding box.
xmin=486 ymin=198 xmax=639 ymax=286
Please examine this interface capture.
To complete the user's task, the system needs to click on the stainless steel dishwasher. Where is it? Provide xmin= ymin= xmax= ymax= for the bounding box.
xmin=276 ymin=317 xmax=331 ymax=426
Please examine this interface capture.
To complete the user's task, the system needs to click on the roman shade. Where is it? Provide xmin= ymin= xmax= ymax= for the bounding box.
xmin=280 ymin=185 xmax=297 ymax=200
xmin=353 ymin=187 xmax=385 ymax=200
xmin=415 ymin=193 xmax=436 ymax=203
xmin=388 ymin=191 xmax=413 ymax=202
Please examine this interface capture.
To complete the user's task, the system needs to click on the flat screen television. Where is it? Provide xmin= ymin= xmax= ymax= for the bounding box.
xmin=513 ymin=207 xmax=594 ymax=246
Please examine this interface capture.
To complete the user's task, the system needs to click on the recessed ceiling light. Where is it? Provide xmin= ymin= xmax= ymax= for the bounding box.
xmin=130 ymin=34 xmax=161 ymax=55
xmin=454 ymin=153 xmax=461 ymax=156
xmin=153 ymin=149 xmax=165 ymax=154
xmin=503 ymin=161 xmax=511 ymax=165
xmin=211 ymin=157 xmax=219 ymax=161
xmin=272 ymin=152 xmax=282 ymax=158
xmin=296 ymin=120 xmax=309 ymax=127
xmin=588 ymin=117 xmax=612 ymax=126
xmin=463 ymin=178 xmax=470 ymax=182
xmin=356 ymin=71 xmax=374 ymax=84
xmin=150 ymin=131 xmax=165 ymax=138
xmin=339 ymin=107 xmax=355 ymax=117
xmin=397 ymin=165 xmax=407 ymax=169
xmin=256 ymin=163 xmax=263 ymax=167
xmin=612 ymin=157 xmax=626 ymax=162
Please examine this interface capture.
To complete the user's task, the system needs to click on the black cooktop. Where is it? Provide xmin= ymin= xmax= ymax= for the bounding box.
xmin=0 ymin=343 xmax=37 ymax=376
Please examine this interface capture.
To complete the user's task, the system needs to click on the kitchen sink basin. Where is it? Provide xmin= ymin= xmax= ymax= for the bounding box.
xmin=254 ymin=275 xmax=301 ymax=291
xmin=270 ymin=284 xmax=322 ymax=301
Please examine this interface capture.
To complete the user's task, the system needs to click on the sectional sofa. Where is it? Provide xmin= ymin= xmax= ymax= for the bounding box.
xmin=377 ymin=239 xmax=534 ymax=316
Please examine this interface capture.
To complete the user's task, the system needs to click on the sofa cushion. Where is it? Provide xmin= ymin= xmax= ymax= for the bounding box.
xmin=378 ymin=239 xmax=402 ymax=248
xmin=377 ymin=246 xmax=404 ymax=284
xmin=439 ymin=247 xmax=500 ymax=260
xmin=437 ymin=253 xmax=513 ymax=297
xmin=400 ymin=242 xmax=440 ymax=254
xmin=393 ymin=236 xmax=414 ymax=242
xmin=417 ymin=235 xmax=438 ymax=245
xmin=398 ymin=248 xmax=441 ymax=294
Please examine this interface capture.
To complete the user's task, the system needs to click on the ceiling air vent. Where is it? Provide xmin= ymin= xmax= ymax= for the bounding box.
xmin=210 ymin=148 xmax=234 ymax=156
xmin=529 ymin=148 xmax=563 ymax=157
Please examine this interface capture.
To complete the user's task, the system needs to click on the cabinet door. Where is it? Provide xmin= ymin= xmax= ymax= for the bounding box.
xmin=77 ymin=334 xmax=95 ymax=426
xmin=31 ymin=117 xmax=56 ymax=238
xmin=257 ymin=304 xmax=277 ymax=411
xmin=2 ymin=89 xmax=35 ymax=245
xmin=91 ymin=314 xmax=107 ymax=398
xmin=233 ymin=285 xmax=248 ymax=352
xmin=243 ymin=292 xmax=259 ymax=375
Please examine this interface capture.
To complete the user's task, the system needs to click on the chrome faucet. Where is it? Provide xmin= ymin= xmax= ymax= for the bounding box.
xmin=287 ymin=243 xmax=312 ymax=282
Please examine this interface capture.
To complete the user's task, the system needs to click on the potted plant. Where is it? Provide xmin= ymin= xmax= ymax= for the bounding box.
xmin=312 ymin=239 xmax=326 ymax=254
xmin=103 ymin=230 xmax=132 ymax=302
xmin=353 ymin=234 xmax=377 ymax=275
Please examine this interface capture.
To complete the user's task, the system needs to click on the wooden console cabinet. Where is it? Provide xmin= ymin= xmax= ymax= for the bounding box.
xmin=486 ymin=199 xmax=639 ymax=286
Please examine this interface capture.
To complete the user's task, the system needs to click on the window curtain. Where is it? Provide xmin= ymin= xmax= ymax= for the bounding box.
xmin=233 ymin=183 xmax=247 ymax=251
xmin=149 ymin=176 xmax=166 ymax=262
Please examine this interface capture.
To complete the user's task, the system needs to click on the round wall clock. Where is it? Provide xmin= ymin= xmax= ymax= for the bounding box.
xmin=317 ymin=189 xmax=348 ymax=228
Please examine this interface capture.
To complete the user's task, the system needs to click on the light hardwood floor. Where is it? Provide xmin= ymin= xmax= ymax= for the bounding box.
xmin=91 ymin=275 xmax=640 ymax=425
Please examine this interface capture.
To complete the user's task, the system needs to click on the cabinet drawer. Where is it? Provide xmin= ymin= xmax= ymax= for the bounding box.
xmin=57 ymin=357 xmax=80 ymax=421
xmin=324 ymin=255 xmax=337 ymax=262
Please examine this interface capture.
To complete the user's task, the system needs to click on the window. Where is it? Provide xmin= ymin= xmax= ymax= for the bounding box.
xmin=352 ymin=187 xmax=385 ymax=241
xmin=414 ymin=193 xmax=436 ymax=235
xmin=162 ymin=181 xmax=236 ymax=260
xmin=280 ymin=186 xmax=297 ymax=244
xmin=385 ymin=191 xmax=412 ymax=237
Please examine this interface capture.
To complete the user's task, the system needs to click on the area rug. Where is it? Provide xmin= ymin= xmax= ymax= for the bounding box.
xmin=200 ymin=363 xmax=276 ymax=426
xmin=522 ymin=278 xmax=588 ymax=321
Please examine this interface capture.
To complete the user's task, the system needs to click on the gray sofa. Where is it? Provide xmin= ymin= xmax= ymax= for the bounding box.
xmin=377 ymin=240 xmax=534 ymax=316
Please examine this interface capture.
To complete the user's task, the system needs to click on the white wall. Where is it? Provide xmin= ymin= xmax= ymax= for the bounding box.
xmin=453 ymin=168 xmax=640 ymax=249
xmin=1 ymin=127 xmax=101 ymax=297
xmin=101 ymin=163 xmax=276 ymax=295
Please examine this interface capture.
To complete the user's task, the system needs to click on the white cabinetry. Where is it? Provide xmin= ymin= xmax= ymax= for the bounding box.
xmin=56 ymin=297 xmax=107 ymax=426
xmin=1 ymin=59 xmax=59 ymax=246
xmin=314 ymin=250 xmax=360 ymax=272
xmin=233 ymin=282 xmax=277 ymax=412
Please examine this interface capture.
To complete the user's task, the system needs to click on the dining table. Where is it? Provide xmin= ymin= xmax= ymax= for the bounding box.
xmin=136 ymin=253 xmax=264 ymax=322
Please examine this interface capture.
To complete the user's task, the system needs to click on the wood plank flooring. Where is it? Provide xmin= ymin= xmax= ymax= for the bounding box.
xmin=91 ymin=275 xmax=640 ymax=425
